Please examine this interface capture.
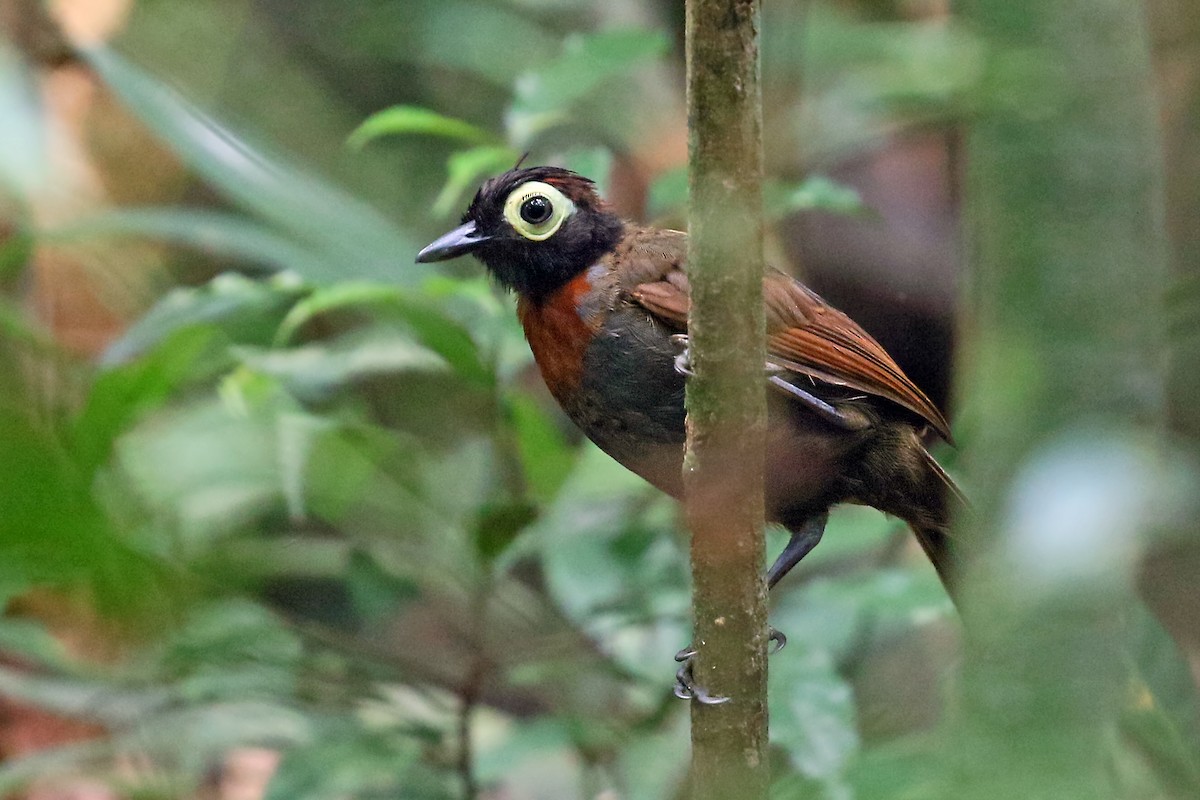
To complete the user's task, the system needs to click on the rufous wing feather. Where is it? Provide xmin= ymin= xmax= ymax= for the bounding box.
xmin=629 ymin=267 xmax=952 ymax=442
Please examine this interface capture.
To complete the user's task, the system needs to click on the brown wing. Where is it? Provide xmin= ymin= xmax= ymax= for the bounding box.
xmin=630 ymin=265 xmax=953 ymax=442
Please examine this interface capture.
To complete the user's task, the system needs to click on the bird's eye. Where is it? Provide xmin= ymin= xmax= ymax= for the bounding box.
xmin=520 ymin=195 xmax=552 ymax=224
xmin=503 ymin=181 xmax=574 ymax=241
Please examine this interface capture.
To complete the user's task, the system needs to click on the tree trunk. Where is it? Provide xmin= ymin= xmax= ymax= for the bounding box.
xmin=684 ymin=0 xmax=769 ymax=798
xmin=951 ymin=0 xmax=1172 ymax=797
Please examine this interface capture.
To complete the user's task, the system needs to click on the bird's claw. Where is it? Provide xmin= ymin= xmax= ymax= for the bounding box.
xmin=673 ymin=651 xmax=729 ymax=705
xmin=674 ymin=646 xmax=697 ymax=663
xmin=670 ymin=334 xmax=693 ymax=376
xmin=670 ymin=630 xmax=786 ymax=703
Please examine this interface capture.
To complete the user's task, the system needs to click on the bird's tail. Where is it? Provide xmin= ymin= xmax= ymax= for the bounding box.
xmin=907 ymin=446 xmax=967 ymax=605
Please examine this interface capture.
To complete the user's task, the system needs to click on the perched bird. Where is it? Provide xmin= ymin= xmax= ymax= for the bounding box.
xmin=417 ymin=166 xmax=962 ymax=686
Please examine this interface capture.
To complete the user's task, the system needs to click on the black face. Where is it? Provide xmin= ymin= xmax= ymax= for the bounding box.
xmin=416 ymin=166 xmax=625 ymax=302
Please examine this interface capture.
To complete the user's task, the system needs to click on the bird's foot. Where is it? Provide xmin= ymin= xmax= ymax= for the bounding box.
xmin=672 ymin=628 xmax=787 ymax=703
xmin=670 ymin=334 xmax=693 ymax=376
xmin=673 ymin=646 xmax=729 ymax=704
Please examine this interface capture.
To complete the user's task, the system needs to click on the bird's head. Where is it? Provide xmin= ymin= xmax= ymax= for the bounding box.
xmin=416 ymin=166 xmax=625 ymax=302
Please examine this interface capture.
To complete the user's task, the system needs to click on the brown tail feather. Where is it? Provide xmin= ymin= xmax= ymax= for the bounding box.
xmin=910 ymin=447 xmax=966 ymax=605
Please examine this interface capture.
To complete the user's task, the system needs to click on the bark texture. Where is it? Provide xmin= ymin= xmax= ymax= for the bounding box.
xmin=684 ymin=1 xmax=769 ymax=798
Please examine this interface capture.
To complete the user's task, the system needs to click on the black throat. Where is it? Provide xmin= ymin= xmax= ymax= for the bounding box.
xmin=478 ymin=213 xmax=625 ymax=305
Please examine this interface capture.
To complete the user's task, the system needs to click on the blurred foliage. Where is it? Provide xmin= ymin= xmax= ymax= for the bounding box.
xmin=0 ymin=0 xmax=1195 ymax=799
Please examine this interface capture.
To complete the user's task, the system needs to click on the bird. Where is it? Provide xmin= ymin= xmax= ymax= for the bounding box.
xmin=417 ymin=165 xmax=963 ymax=696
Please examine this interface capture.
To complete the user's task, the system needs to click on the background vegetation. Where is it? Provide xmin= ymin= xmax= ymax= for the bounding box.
xmin=0 ymin=1 xmax=1196 ymax=798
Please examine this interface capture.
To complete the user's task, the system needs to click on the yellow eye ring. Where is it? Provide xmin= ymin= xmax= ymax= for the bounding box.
xmin=503 ymin=181 xmax=574 ymax=241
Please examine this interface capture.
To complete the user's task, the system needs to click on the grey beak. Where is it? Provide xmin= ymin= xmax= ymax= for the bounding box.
xmin=415 ymin=221 xmax=492 ymax=263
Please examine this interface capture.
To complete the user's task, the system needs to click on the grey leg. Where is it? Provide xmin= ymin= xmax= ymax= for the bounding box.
xmin=767 ymin=513 xmax=829 ymax=589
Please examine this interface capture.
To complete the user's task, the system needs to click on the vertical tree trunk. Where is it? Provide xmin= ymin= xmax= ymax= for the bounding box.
xmin=684 ymin=1 xmax=769 ymax=798
xmin=952 ymin=1 xmax=1169 ymax=797
xmin=1142 ymin=0 xmax=1200 ymax=688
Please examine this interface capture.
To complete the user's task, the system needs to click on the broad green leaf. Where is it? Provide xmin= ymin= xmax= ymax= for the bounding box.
xmin=0 ymin=740 xmax=113 ymax=797
xmin=769 ymin=644 xmax=859 ymax=791
xmin=265 ymin=715 xmax=437 ymax=800
xmin=562 ymin=146 xmax=614 ymax=195
xmin=46 ymin=208 xmax=328 ymax=276
xmin=101 ymin=271 xmax=308 ymax=366
xmin=348 ymin=105 xmax=496 ymax=149
xmin=0 ymin=410 xmax=168 ymax=614
xmin=0 ymin=618 xmax=72 ymax=672
xmin=0 ymin=297 xmax=54 ymax=351
xmin=234 ymin=328 xmax=449 ymax=403
xmin=841 ymin=734 xmax=944 ymax=800
xmin=0 ymin=664 xmax=171 ymax=724
xmin=116 ymin=398 xmax=285 ymax=553
xmin=473 ymin=717 xmax=576 ymax=784
xmin=345 ymin=549 xmax=421 ymax=623
xmin=533 ymin=445 xmax=689 ymax=677
xmin=473 ymin=500 xmax=538 ymax=563
xmin=433 ymin=145 xmax=520 ymax=217
xmin=75 ymin=326 xmax=219 ymax=474
xmin=274 ymin=282 xmax=492 ymax=386
xmin=507 ymin=392 xmax=576 ymax=502
xmin=646 ymin=165 xmax=687 ymax=220
xmin=0 ymin=227 xmax=32 ymax=281
xmin=84 ymin=47 xmax=419 ymax=282
xmin=161 ymin=600 xmax=304 ymax=698
xmin=765 ymin=175 xmax=867 ymax=219
xmin=509 ymin=29 xmax=670 ymax=124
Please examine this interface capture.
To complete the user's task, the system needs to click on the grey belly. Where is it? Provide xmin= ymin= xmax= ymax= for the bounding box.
xmin=561 ymin=307 xmax=864 ymax=515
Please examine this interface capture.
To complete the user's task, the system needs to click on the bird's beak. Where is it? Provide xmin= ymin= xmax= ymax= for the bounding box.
xmin=415 ymin=221 xmax=492 ymax=263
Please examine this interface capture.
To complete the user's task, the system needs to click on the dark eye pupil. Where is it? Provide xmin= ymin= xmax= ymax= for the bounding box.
xmin=520 ymin=195 xmax=553 ymax=225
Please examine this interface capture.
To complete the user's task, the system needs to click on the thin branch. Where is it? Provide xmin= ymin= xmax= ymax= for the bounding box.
xmin=684 ymin=1 xmax=770 ymax=798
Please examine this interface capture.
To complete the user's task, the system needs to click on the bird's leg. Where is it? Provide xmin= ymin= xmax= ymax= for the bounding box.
xmin=673 ymin=515 xmax=827 ymax=701
xmin=670 ymin=334 xmax=693 ymax=376
xmin=673 ymin=646 xmax=729 ymax=704
xmin=767 ymin=513 xmax=829 ymax=589
xmin=767 ymin=376 xmax=871 ymax=432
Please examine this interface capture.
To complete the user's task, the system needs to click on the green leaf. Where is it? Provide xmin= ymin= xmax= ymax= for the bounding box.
xmin=274 ymin=282 xmax=492 ymax=386
xmin=769 ymin=644 xmax=859 ymax=790
xmin=348 ymin=105 xmax=496 ymax=149
xmin=510 ymin=29 xmax=670 ymax=120
xmin=842 ymin=733 xmax=945 ymax=800
xmin=0 ymin=228 xmax=33 ymax=282
xmin=265 ymin=716 xmax=438 ymax=800
xmin=533 ymin=445 xmax=689 ymax=677
xmin=765 ymin=175 xmax=866 ymax=220
xmin=345 ymin=549 xmax=421 ymax=623
xmin=0 ymin=618 xmax=72 ymax=672
xmin=75 ymin=326 xmax=219 ymax=474
xmin=235 ymin=328 xmax=450 ymax=403
xmin=0 ymin=297 xmax=54 ymax=351
xmin=561 ymin=146 xmax=614 ymax=195
xmin=473 ymin=718 xmax=576 ymax=784
xmin=507 ymin=392 xmax=576 ymax=502
xmin=647 ymin=165 xmax=687 ymax=220
xmin=84 ymin=47 xmax=418 ymax=282
xmin=474 ymin=500 xmax=538 ymax=563
xmin=102 ymin=272 xmax=307 ymax=366
xmin=648 ymin=170 xmax=866 ymax=223
xmin=433 ymin=145 xmax=520 ymax=217
xmin=0 ymin=410 xmax=167 ymax=614
xmin=45 ymin=208 xmax=328 ymax=276
xmin=116 ymin=397 xmax=286 ymax=552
